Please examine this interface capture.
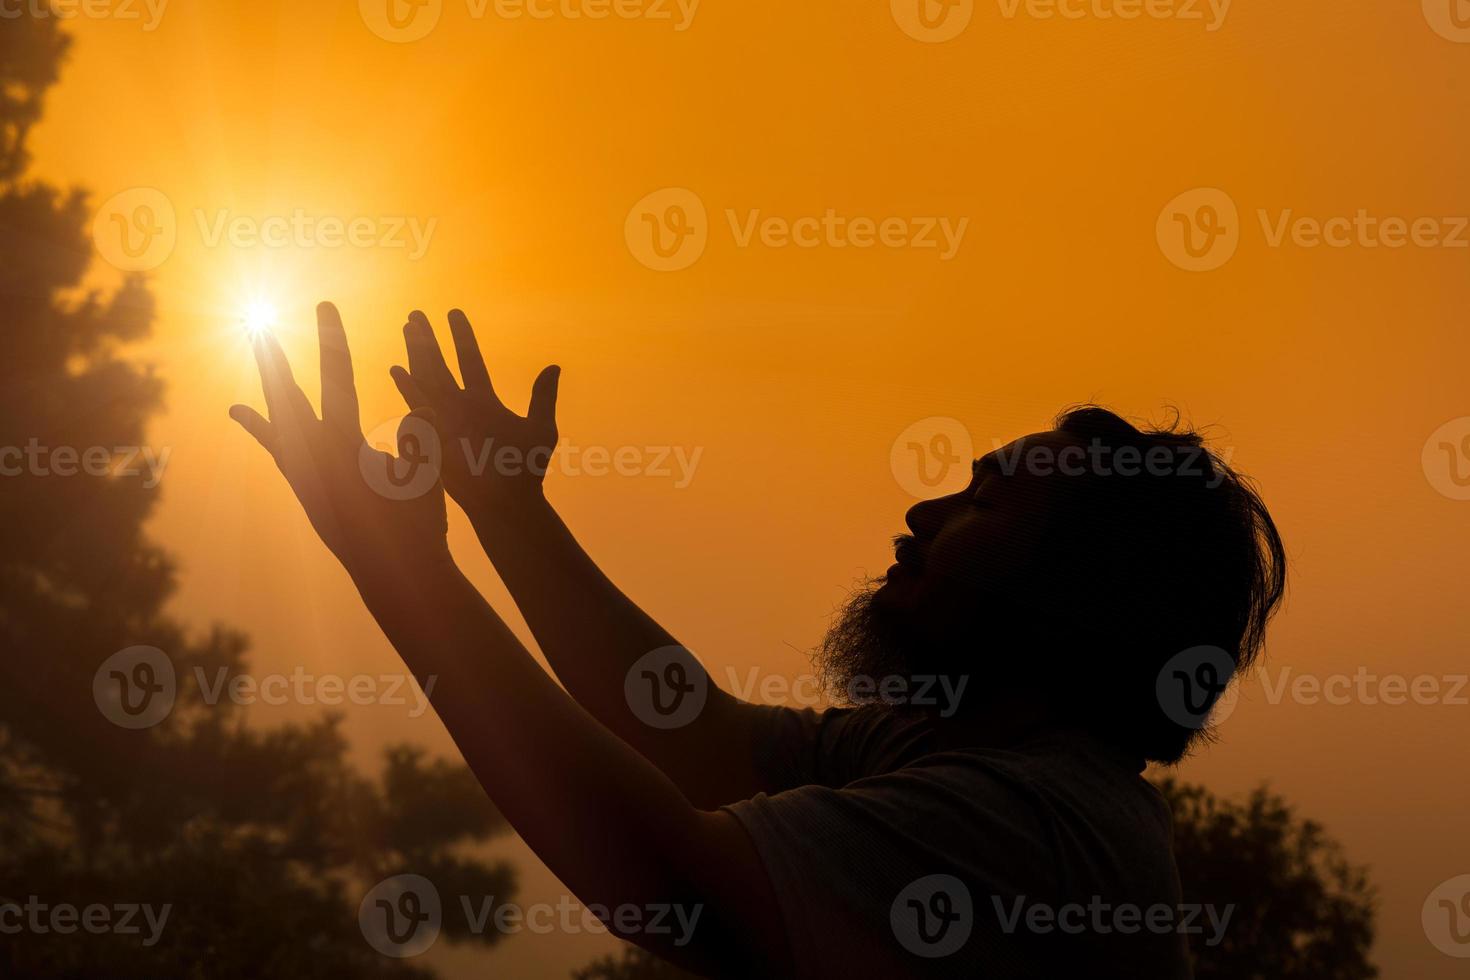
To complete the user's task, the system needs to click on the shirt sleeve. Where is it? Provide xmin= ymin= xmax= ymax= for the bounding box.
xmin=746 ymin=704 xmax=930 ymax=793
xmin=744 ymin=705 xmax=853 ymax=793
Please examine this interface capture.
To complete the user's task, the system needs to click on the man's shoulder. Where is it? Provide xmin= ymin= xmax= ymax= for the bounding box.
xmin=757 ymin=704 xmax=1171 ymax=833
xmin=845 ymin=729 xmax=1176 ymax=849
xmin=753 ymin=703 xmax=938 ymax=789
xmin=731 ymin=722 xmax=1187 ymax=979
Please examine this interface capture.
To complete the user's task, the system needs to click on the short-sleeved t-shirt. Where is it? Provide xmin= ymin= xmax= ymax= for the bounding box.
xmin=723 ymin=706 xmax=1192 ymax=979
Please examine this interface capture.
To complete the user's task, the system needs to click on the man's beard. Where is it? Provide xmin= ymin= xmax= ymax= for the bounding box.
xmin=814 ymin=580 xmax=925 ymax=706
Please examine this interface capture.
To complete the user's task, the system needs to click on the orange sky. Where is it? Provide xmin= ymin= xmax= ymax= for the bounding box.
xmin=31 ymin=1 xmax=1470 ymax=975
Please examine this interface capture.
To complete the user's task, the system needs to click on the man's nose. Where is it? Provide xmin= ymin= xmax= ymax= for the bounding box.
xmin=904 ymin=492 xmax=965 ymax=540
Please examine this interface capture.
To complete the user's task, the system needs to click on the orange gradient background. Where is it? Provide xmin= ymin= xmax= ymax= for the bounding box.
xmin=32 ymin=1 xmax=1470 ymax=975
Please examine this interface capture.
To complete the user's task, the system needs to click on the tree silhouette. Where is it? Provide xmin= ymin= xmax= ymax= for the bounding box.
xmin=574 ymin=946 xmax=699 ymax=980
xmin=1157 ymin=778 xmax=1378 ymax=980
xmin=573 ymin=779 xmax=1378 ymax=979
xmin=0 ymin=15 xmax=515 ymax=977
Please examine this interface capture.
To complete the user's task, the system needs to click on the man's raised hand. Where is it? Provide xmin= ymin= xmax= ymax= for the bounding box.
xmin=230 ymin=302 xmax=449 ymax=583
xmin=389 ymin=309 xmax=560 ymax=512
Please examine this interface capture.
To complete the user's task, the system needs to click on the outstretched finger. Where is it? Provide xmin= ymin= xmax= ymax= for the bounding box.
xmin=446 ymin=309 xmax=493 ymax=392
xmin=390 ymin=364 xmax=431 ymax=411
xmin=405 ymin=311 xmax=458 ymax=394
xmin=253 ymin=331 xmax=314 ymax=424
xmin=528 ymin=364 xmax=561 ymax=427
xmin=317 ymin=301 xmax=360 ymax=431
xmin=229 ymin=404 xmax=278 ymax=457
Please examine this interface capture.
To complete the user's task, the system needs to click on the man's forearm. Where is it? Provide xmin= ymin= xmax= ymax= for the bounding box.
xmin=467 ymin=492 xmax=677 ymax=688
xmin=460 ymin=492 xmax=766 ymax=808
xmin=345 ymin=556 xmax=781 ymax=975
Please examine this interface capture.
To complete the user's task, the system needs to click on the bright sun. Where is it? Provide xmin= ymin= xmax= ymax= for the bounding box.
xmin=241 ymin=299 xmax=279 ymax=338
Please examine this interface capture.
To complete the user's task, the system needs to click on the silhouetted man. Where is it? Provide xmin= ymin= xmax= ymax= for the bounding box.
xmin=232 ymin=304 xmax=1285 ymax=978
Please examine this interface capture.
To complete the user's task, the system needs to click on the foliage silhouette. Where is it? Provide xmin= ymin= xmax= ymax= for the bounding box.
xmin=1156 ymin=778 xmax=1377 ymax=980
xmin=574 ymin=945 xmax=700 ymax=980
xmin=0 ymin=15 xmax=515 ymax=977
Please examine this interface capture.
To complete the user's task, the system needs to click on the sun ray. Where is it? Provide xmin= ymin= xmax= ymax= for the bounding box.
xmin=240 ymin=298 xmax=279 ymax=339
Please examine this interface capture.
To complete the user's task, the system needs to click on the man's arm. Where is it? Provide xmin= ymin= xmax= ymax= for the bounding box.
xmin=231 ymin=306 xmax=792 ymax=976
xmin=392 ymin=310 xmax=780 ymax=808
xmin=354 ymin=555 xmax=790 ymax=977
xmin=463 ymin=492 xmax=773 ymax=809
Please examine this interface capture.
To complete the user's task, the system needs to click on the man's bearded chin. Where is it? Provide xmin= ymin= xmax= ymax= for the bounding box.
xmin=815 ymin=581 xmax=930 ymax=705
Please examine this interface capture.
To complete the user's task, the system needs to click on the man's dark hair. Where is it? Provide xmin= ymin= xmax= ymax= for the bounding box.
xmin=1047 ymin=406 xmax=1286 ymax=763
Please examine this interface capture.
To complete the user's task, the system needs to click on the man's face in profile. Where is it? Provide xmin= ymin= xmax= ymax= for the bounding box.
xmin=819 ymin=431 xmax=1087 ymax=698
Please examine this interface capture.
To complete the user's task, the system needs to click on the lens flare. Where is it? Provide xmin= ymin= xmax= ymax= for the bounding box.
xmin=241 ymin=299 xmax=279 ymax=338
